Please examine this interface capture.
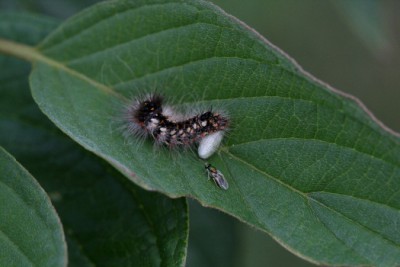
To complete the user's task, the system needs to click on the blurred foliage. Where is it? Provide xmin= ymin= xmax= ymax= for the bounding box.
xmin=333 ymin=0 xmax=392 ymax=55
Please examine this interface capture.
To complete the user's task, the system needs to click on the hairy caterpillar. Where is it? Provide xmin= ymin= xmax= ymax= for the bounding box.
xmin=123 ymin=94 xmax=229 ymax=159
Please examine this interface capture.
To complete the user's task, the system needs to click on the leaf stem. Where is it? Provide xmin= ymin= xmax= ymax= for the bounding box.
xmin=0 ymin=38 xmax=44 ymax=62
xmin=0 ymin=38 xmax=126 ymax=101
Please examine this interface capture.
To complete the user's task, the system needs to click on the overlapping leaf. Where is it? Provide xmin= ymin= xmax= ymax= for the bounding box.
xmin=0 ymin=12 xmax=188 ymax=267
xmin=0 ymin=147 xmax=67 ymax=267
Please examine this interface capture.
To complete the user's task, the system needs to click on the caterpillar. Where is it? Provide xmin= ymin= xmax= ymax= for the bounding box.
xmin=123 ymin=94 xmax=229 ymax=159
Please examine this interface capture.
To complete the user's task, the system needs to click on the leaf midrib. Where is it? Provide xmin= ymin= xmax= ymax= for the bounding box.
xmin=1 ymin=39 xmax=125 ymax=102
xmin=1 ymin=38 xmax=398 ymax=176
xmin=225 ymin=149 xmax=400 ymax=263
xmin=224 ymin=138 xmax=400 ymax=215
xmin=2 ymin=38 xmax=399 ymax=195
xmin=225 ymin=137 xmax=400 ymax=169
xmin=4 ymin=17 xmax=399 ymax=158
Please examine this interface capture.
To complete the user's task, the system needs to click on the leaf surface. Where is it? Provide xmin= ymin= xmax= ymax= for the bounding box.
xmin=0 ymin=11 xmax=188 ymax=267
xmin=2 ymin=0 xmax=399 ymax=265
xmin=0 ymin=147 xmax=67 ymax=267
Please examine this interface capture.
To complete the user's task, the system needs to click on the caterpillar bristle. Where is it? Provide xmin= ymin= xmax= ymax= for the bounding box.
xmin=122 ymin=93 xmax=229 ymax=159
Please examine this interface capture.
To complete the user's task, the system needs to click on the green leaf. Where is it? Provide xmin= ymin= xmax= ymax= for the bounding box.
xmin=0 ymin=0 xmax=399 ymax=265
xmin=0 ymin=147 xmax=67 ymax=267
xmin=0 ymin=11 xmax=188 ymax=267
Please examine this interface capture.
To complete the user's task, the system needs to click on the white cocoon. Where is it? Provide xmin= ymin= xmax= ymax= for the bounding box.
xmin=198 ymin=131 xmax=224 ymax=159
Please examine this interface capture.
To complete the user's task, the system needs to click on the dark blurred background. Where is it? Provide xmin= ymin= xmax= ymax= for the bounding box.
xmin=1 ymin=0 xmax=399 ymax=266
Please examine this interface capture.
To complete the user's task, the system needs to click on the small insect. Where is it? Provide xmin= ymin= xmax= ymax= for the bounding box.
xmin=205 ymin=163 xmax=229 ymax=190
